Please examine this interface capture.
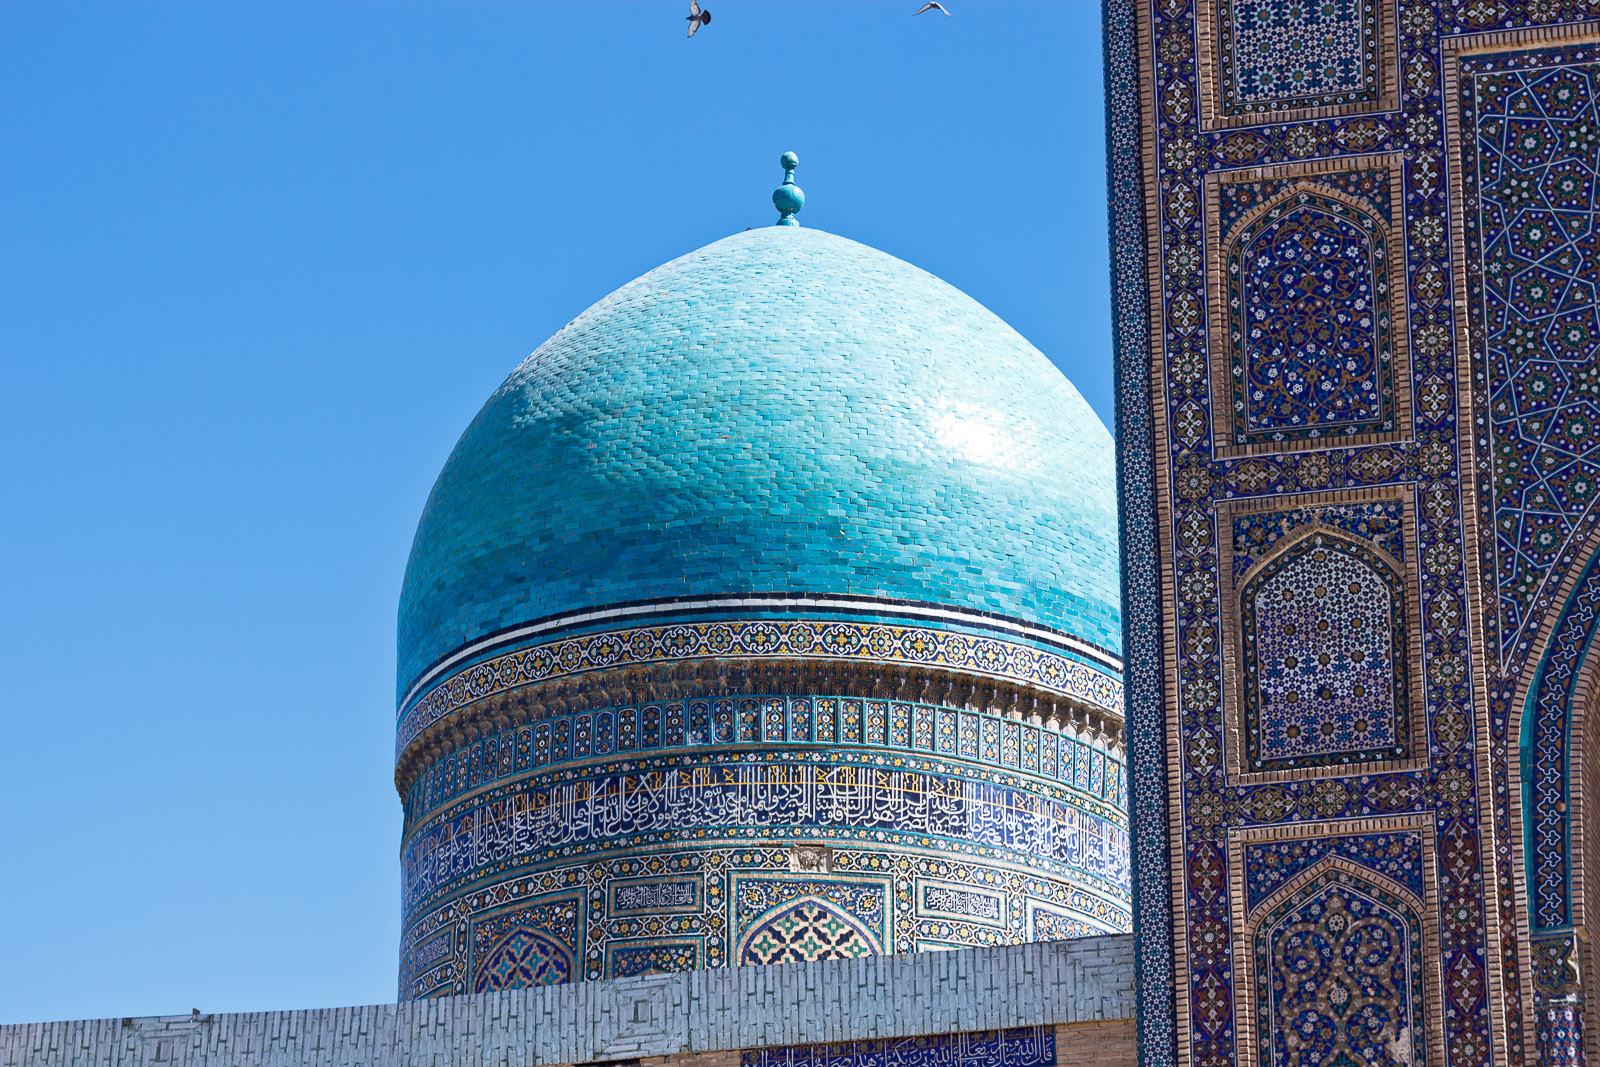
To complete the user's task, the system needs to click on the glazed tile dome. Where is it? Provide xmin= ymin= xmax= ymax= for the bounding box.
xmin=398 ymin=225 xmax=1121 ymax=701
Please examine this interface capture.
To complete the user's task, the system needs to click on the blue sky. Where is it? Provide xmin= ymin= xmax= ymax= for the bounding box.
xmin=0 ymin=2 xmax=1111 ymax=1022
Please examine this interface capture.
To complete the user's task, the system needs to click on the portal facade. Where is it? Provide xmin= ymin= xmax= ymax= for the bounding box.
xmin=1108 ymin=2 xmax=1600 ymax=1065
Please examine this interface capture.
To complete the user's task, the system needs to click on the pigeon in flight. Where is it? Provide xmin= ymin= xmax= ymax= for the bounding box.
xmin=686 ymin=1 xmax=711 ymax=36
xmin=914 ymin=2 xmax=952 ymax=13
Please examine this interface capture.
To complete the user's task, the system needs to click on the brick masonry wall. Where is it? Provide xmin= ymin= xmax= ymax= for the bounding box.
xmin=1055 ymin=1020 xmax=1137 ymax=1066
xmin=0 ymin=937 xmax=1134 ymax=1067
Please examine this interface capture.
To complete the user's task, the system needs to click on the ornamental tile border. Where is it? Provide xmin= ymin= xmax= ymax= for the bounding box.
xmin=396 ymin=618 xmax=1125 ymax=759
xmin=1102 ymin=0 xmax=1176 ymax=1061
xmin=399 ymin=843 xmax=1131 ymax=995
xmin=397 ymin=754 xmax=1132 ymax=920
xmin=400 ymin=695 xmax=1128 ymax=833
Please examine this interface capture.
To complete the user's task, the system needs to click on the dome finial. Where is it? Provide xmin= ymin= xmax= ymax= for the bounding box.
xmin=773 ymin=151 xmax=804 ymax=227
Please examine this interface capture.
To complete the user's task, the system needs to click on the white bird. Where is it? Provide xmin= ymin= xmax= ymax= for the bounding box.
xmin=686 ymin=1 xmax=711 ymax=36
xmin=914 ymin=2 xmax=952 ymax=14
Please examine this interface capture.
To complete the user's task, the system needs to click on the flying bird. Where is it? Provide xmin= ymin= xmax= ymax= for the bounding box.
xmin=914 ymin=2 xmax=952 ymax=14
xmin=686 ymin=1 xmax=711 ymax=36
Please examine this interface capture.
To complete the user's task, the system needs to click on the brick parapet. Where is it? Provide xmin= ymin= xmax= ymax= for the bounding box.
xmin=0 ymin=937 xmax=1134 ymax=1067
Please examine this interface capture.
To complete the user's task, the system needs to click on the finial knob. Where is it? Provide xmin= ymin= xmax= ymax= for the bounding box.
xmin=773 ymin=151 xmax=804 ymax=227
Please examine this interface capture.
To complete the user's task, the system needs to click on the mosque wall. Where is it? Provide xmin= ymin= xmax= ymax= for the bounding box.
xmin=1107 ymin=0 xmax=1600 ymax=1064
xmin=0 ymin=938 xmax=1136 ymax=1067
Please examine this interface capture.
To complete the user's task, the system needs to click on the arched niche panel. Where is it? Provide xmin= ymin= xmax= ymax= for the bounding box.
xmin=1239 ymin=527 xmax=1410 ymax=775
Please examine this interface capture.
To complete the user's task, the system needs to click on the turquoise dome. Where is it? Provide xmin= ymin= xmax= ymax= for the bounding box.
xmin=398 ymin=226 xmax=1121 ymax=700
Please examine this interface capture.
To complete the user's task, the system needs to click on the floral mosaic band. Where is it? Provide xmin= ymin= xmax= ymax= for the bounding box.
xmin=396 ymin=616 xmax=1125 ymax=760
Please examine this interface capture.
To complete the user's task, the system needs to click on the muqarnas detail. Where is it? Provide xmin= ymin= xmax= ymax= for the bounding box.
xmin=1226 ymin=188 xmax=1394 ymax=445
xmin=1240 ymin=529 xmax=1408 ymax=771
xmin=1216 ymin=0 xmax=1381 ymax=116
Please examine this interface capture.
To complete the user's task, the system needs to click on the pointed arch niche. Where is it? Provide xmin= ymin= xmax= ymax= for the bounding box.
xmin=1205 ymin=160 xmax=1411 ymax=459
xmin=1516 ymin=533 xmax=1600 ymax=1060
xmin=1221 ymin=489 xmax=1424 ymax=785
xmin=1228 ymin=817 xmax=1442 ymax=1067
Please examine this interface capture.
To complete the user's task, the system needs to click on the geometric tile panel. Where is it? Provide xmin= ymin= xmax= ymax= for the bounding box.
xmin=1215 ymin=0 xmax=1381 ymax=116
xmin=400 ymin=841 xmax=1130 ymax=997
xmin=733 ymin=879 xmax=887 ymax=966
xmin=738 ymin=897 xmax=883 ymax=965
xmin=469 ymin=897 xmax=580 ymax=993
xmin=1462 ymin=53 xmax=1600 ymax=666
xmin=1240 ymin=530 xmax=1409 ymax=771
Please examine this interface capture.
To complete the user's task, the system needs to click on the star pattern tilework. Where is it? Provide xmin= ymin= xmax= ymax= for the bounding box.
xmin=1465 ymin=54 xmax=1600 ymax=666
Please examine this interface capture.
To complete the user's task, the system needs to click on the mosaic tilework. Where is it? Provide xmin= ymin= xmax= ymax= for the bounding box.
xmin=396 ymin=225 xmax=1123 ymax=696
xmin=1225 ymin=189 xmax=1395 ymax=444
xmin=919 ymin=882 xmax=1006 ymax=926
xmin=400 ymin=758 xmax=1129 ymax=917
xmin=732 ymin=878 xmax=888 ymax=964
xmin=1240 ymin=531 xmax=1409 ymax=770
xmin=1102 ymin=0 xmax=1176 ymax=1058
xmin=1525 ymin=540 xmax=1600 ymax=932
xmin=1231 ymin=499 xmax=1404 ymax=582
xmin=604 ymin=940 xmax=699 ymax=978
xmin=401 ymin=695 xmax=1126 ymax=831
xmin=741 ymin=1028 xmax=1057 ymax=1067
xmin=1102 ymin=3 xmax=1600 ymax=1066
xmin=1242 ymin=831 xmax=1424 ymax=910
xmin=1215 ymin=0 xmax=1381 ymax=116
xmin=738 ymin=898 xmax=883 ymax=965
xmin=1463 ymin=50 xmax=1600 ymax=669
xmin=469 ymin=898 xmax=579 ymax=994
xmin=399 ymin=842 xmax=1129 ymax=998
xmin=1216 ymin=168 xmax=1392 ymax=237
xmin=1253 ymin=870 xmax=1424 ymax=1067
xmin=1532 ymin=932 xmax=1587 ymax=1066
xmin=1031 ymin=906 xmax=1098 ymax=941
xmin=396 ymin=617 xmax=1124 ymax=756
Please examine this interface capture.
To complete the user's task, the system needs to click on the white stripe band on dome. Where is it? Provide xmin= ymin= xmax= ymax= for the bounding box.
xmin=400 ymin=594 xmax=1123 ymax=714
